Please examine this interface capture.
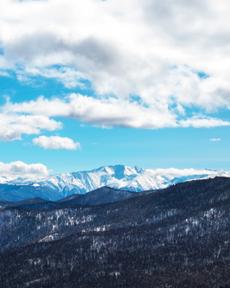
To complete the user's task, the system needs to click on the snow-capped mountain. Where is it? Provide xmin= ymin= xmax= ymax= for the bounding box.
xmin=1 ymin=164 xmax=230 ymax=201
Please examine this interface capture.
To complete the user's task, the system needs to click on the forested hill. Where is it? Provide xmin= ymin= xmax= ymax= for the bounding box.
xmin=1 ymin=177 xmax=230 ymax=287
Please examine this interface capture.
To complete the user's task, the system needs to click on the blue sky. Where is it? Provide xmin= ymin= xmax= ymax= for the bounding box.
xmin=0 ymin=0 xmax=230 ymax=177
xmin=0 ymin=72 xmax=229 ymax=173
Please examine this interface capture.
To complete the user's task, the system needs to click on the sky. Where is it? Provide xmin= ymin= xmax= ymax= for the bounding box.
xmin=0 ymin=0 xmax=230 ymax=178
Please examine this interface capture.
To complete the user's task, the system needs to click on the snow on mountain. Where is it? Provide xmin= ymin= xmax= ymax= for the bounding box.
xmin=1 ymin=164 xmax=230 ymax=201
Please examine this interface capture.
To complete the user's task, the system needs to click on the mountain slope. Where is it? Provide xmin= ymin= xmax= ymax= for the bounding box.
xmin=1 ymin=164 xmax=230 ymax=201
xmin=1 ymin=187 xmax=136 ymax=211
xmin=1 ymin=176 xmax=230 ymax=251
xmin=1 ymin=177 xmax=230 ymax=287
xmin=0 ymin=183 xmax=61 ymax=202
xmin=59 ymin=186 xmax=135 ymax=206
xmin=36 ymin=165 xmax=230 ymax=194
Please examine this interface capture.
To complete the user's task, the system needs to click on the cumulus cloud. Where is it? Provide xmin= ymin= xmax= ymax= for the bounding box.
xmin=4 ymin=94 xmax=230 ymax=129
xmin=33 ymin=135 xmax=80 ymax=150
xmin=180 ymin=117 xmax=230 ymax=128
xmin=0 ymin=0 xmax=230 ymax=129
xmin=0 ymin=161 xmax=49 ymax=180
xmin=0 ymin=113 xmax=62 ymax=141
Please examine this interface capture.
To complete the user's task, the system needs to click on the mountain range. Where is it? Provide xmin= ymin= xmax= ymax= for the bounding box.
xmin=1 ymin=164 xmax=230 ymax=201
xmin=1 ymin=177 xmax=230 ymax=287
xmin=0 ymin=187 xmax=137 ymax=210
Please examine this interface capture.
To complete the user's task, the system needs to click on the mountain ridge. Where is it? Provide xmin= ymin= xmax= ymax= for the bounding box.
xmin=2 ymin=177 xmax=230 ymax=287
xmin=1 ymin=186 xmax=137 ymax=210
xmin=1 ymin=164 xmax=230 ymax=201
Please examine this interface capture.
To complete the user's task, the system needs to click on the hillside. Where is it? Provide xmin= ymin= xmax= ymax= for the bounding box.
xmin=1 ymin=177 xmax=230 ymax=287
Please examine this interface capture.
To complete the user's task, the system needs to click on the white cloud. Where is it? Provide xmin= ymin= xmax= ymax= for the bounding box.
xmin=0 ymin=161 xmax=49 ymax=180
xmin=4 ymin=94 xmax=230 ymax=129
xmin=210 ymin=137 xmax=221 ymax=142
xmin=179 ymin=117 xmax=230 ymax=128
xmin=0 ymin=113 xmax=62 ymax=141
xmin=33 ymin=135 xmax=80 ymax=150
xmin=0 ymin=0 xmax=230 ymax=129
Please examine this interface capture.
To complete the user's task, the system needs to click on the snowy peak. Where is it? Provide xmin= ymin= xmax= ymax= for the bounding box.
xmin=73 ymin=165 xmax=143 ymax=180
xmin=0 ymin=164 xmax=230 ymax=201
xmin=35 ymin=165 xmax=230 ymax=196
xmin=95 ymin=164 xmax=143 ymax=179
